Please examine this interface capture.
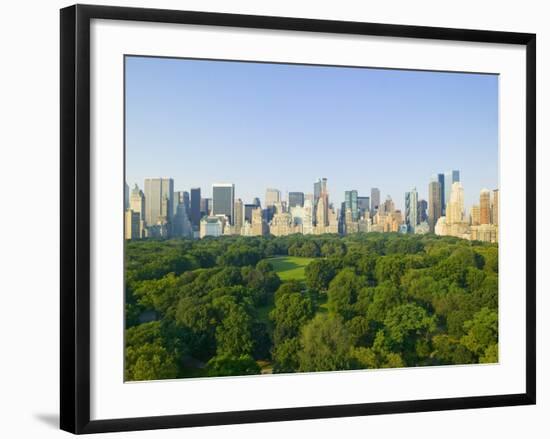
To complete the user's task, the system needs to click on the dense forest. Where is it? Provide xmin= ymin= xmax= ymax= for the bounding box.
xmin=125 ymin=233 xmax=498 ymax=381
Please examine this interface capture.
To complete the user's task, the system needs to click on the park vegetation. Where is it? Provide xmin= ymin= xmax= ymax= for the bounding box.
xmin=124 ymin=233 xmax=498 ymax=381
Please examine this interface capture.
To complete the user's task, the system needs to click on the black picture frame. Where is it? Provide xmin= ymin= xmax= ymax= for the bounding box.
xmin=60 ymin=4 xmax=536 ymax=434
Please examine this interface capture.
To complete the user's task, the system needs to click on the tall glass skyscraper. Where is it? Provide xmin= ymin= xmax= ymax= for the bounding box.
xmin=212 ymin=183 xmax=235 ymax=224
xmin=345 ymin=190 xmax=359 ymax=221
xmin=405 ymin=188 xmax=418 ymax=232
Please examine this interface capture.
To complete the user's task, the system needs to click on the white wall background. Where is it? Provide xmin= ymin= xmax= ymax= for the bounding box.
xmin=0 ymin=0 xmax=546 ymax=437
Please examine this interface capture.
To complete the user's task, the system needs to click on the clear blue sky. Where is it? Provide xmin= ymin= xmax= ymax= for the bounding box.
xmin=125 ymin=56 xmax=498 ymax=211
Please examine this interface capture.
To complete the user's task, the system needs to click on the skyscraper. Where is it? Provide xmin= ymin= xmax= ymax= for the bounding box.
xmin=405 ymin=188 xmax=418 ymax=232
xmin=125 ymin=210 xmax=141 ymax=240
xmin=212 ymin=183 xmax=235 ymax=224
xmin=190 ymin=187 xmax=201 ymax=228
xmin=344 ymin=190 xmax=359 ymax=221
xmin=446 ymin=182 xmax=464 ymax=224
xmin=370 ymin=188 xmax=380 ymax=215
xmin=480 ymin=189 xmax=491 ymax=225
xmin=437 ymin=173 xmax=445 ymax=214
xmin=234 ymin=198 xmax=244 ymax=231
xmin=470 ymin=205 xmax=481 ymax=226
xmin=357 ymin=196 xmax=370 ymax=217
xmin=428 ymin=179 xmax=442 ymax=233
xmin=129 ymin=184 xmax=145 ymax=222
xmin=144 ymin=178 xmax=174 ymax=226
xmin=244 ymin=204 xmax=256 ymax=223
xmin=417 ymin=199 xmax=428 ymax=223
xmin=265 ymin=188 xmax=281 ymax=207
xmin=125 ymin=182 xmax=129 ymax=211
xmin=288 ymin=192 xmax=305 ymax=208
xmin=444 ymin=170 xmax=460 ymax=211
xmin=182 ymin=191 xmax=190 ymax=216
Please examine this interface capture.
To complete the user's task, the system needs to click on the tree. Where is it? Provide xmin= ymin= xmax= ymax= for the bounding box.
xmin=206 ymin=354 xmax=261 ymax=377
xmin=460 ymin=307 xmax=498 ymax=359
xmin=327 ymin=268 xmax=367 ymax=320
xmin=304 ymin=259 xmax=336 ymax=291
xmin=272 ymin=338 xmax=301 ymax=373
xmin=125 ymin=343 xmax=177 ymax=381
xmin=271 ymin=292 xmax=314 ymax=344
xmin=298 ymin=314 xmax=352 ymax=372
xmin=215 ymin=303 xmax=255 ymax=357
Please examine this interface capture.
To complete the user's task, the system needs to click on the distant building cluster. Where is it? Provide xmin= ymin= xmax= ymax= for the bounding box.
xmin=124 ymin=170 xmax=498 ymax=243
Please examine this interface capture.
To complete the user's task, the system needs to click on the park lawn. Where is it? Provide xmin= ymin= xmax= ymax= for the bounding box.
xmin=267 ymin=255 xmax=315 ymax=282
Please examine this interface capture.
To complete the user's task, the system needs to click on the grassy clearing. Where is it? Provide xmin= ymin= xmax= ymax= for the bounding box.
xmin=267 ymin=256 xmax=315 ymax=282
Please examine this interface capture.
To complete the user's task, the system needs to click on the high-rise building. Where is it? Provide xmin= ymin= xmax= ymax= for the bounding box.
xmin=444 ymin=170 xmax=460 ymax=211
xmin=405 ymin=188 xmax=418 ymax=232
xmin=234 ymin=198 xmax=244 ymax=231
xmin=265 ymin=188 xmax=281 ymax=207
xmin=200 ymin=197 xmax=211 ymax=217
xmin=470 ymin=205 xmax=480 ymax=226
xmin=428 ymin=179 xmax=442 ymax=233
xmin=144 ymin=178 xmax=174 ymax=226
xmin=437 ymin=173 xmax=446 ymax=214
xmin=417 ymin=199 xmax=428 ymax=223
xmin=125 ymin=182 xmax=130 ymax=211
xmin=190 ymin=187 xmax=201 ymax=228
xmin=212 ymin=183 xmax=235 ymax=224
xmin=492 ymin=189 xmax=499 ymax=226
xmin=344 ymin=190 xmax=359 ymax=221
xmin=357 ymin=196 xmax=370 ymax=217
xmin=125 ymin=209 xmax=141 ymax=240
xmin=446 ymin=182 xmax=465 ymax=224
xmin=172 ymin=193 xmax=192 ymax=238
xmin=253 ymin=197 xmax=261 ymax=207
xmin=244 ymin=204 xmax=256 ymax=223
xmin=370 ymin=188 xmax=380 ymax=215
xmin=129 ymin=184 xmax=145 ymax=222
xmin=182 ymin=191 xmax=190 ymax=216
xmin=288 ymin=192 xmax=305 ymax=208
xmin=480 ymin=189 xmax=491 ymax=225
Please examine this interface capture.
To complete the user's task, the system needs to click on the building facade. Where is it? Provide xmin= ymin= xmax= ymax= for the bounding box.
xmin=212 ymin=183 xmax=235 ymax=224
xmin=144 ymin=177 xmax=174 ymax=227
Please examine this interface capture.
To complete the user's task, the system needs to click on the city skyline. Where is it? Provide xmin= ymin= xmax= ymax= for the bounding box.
xmin=125 ymin=56 xmax=498 ymax=211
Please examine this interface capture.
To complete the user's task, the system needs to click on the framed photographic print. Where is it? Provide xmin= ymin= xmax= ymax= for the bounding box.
xmin=60 ymin=4 xmax=536 ymax=434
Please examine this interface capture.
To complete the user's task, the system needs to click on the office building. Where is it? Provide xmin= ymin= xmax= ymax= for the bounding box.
xmin=428 ymin=179 xmax=442 ymax=233
xmin=190 ymin=187 xmax=201 ymax=228
xmin=480 ymin=189 xmax=491 ymax=225
xmin=144 ymin=178 xmax=174 ymax=227
xmin=212 ymin=183 xmax=235 ymax=224
xmin=437 ymin=173 xmax=445 ymax=214
xmin=129 ymin=184 xmax=145 ymax=222
xmin=234 ymin=198 xmax=244 ymax=232
xmin=265 ymin=188 xmax=281 ymax=207
xmin=345 ymin=190 xmax=359 ymax=221
xmin=125 ymin=209 xmax=141 ymax=240
xmin=370 ymin=187 xmax=380 ymax=215
xmin=357 ymin=196 xmax=370 ymax=217
xmin=288 ymin=191 xmax=305 ymax=208
xmin=405 ymin=188 xmax=418 ymax=232
xmin=444 ymin=170 xmax=460 ymax=212
xmin=446 ymin=182 xmax=465 ymax=224
xmin=125 ymin=182 xmax=129 ymax=211
xmin=470 ymin=205 xmax=480 ymax=226
xmin=417 ymin=199 xmax=428 ymax=223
